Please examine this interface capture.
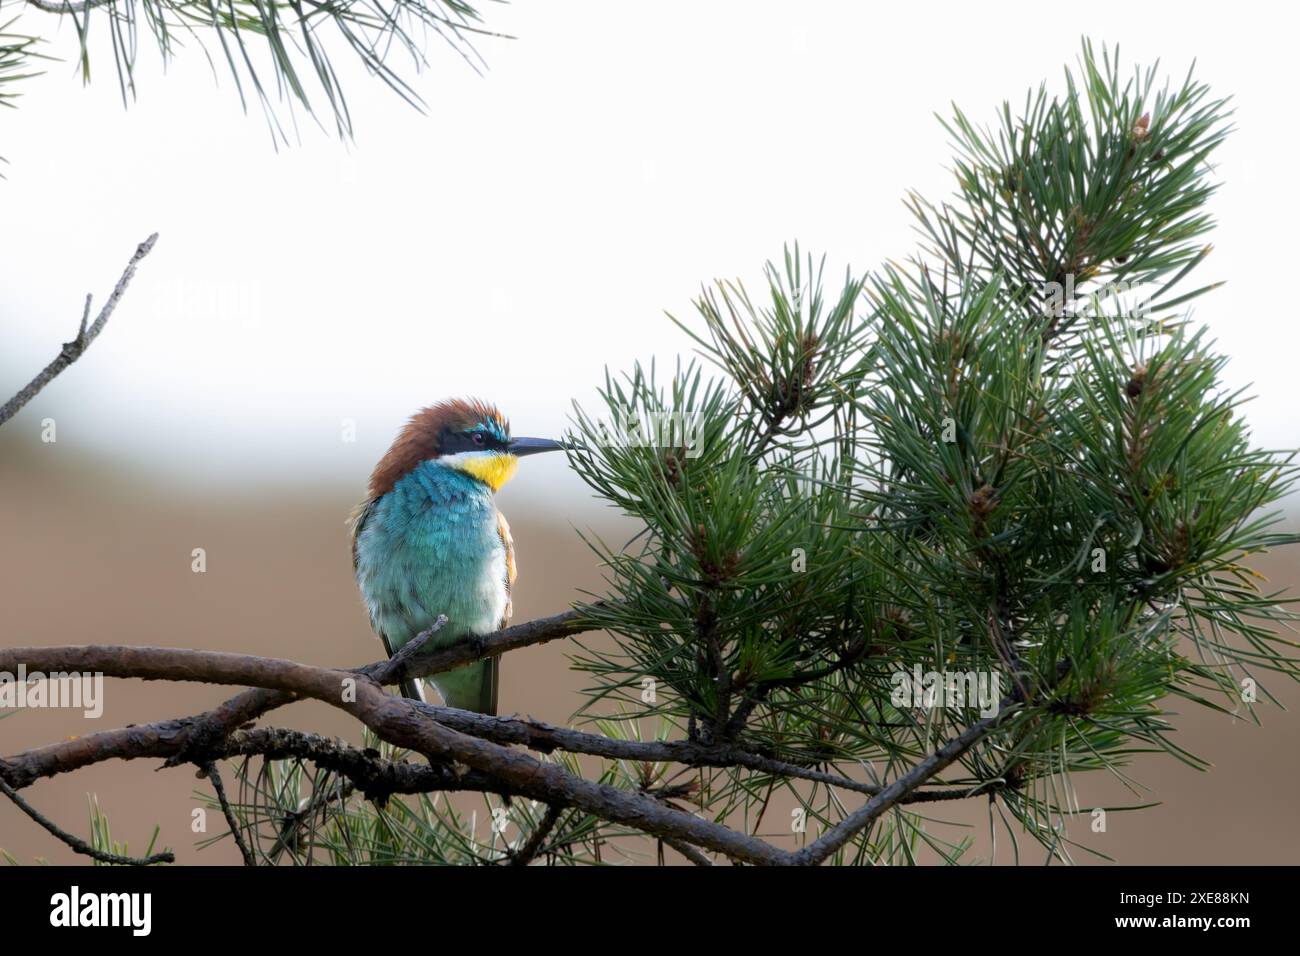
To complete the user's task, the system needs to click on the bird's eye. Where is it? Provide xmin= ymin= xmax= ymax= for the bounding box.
xmin=471 ymin=432 xmax=486 ymax=446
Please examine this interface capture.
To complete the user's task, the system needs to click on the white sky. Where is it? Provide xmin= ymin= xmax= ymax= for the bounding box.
xmin=2 ymin=1 xmax=1297 ymax=495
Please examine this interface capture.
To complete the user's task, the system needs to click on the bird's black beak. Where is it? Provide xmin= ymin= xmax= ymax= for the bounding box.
xmin=508 ymin=437 xmax=566 ymax=457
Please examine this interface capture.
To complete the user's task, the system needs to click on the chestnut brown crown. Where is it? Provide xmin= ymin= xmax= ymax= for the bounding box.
xmin=367 ymin=398 xmax=510 ymax=498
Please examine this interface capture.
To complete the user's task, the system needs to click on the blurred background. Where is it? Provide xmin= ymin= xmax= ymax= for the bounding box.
xmin=1 ymin=1 xmax=1296 ymax=863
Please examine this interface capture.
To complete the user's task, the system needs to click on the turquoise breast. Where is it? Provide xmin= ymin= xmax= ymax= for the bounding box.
xmin=354 ymin=460 xmax=508 ymax=655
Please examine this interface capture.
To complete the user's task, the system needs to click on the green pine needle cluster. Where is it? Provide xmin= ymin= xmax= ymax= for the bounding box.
xmin=1 ymin=0 xmax=493 ymax=143
xmin=556 ymin=41 xmax=1297 ymax=862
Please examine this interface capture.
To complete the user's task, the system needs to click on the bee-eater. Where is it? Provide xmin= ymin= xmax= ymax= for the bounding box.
xmin=350 ymin=399 xmax=564 ymax=714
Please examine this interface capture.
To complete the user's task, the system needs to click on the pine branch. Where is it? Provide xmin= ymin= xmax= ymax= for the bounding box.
xmin=17 ymin=0 xmax=504 ymax=143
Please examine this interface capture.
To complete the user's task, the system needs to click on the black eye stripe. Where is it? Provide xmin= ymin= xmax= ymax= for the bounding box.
xmin=438 ymin=426 xmax=509 ymax=455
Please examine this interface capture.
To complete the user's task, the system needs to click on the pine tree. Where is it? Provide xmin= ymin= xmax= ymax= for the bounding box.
xmin=198 ymin=42 xmax=1296 ymax=865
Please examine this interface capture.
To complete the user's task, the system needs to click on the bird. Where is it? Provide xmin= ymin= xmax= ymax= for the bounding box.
xmin=350 ymin=399 xmax=564 ymax=714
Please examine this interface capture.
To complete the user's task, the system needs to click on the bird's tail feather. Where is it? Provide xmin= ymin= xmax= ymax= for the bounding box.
xmin=425 ymin=658 xmax=498 ymax=716
xmin=480 ymin=655 xmax=499 ymax=716
xmin=397 ymin=676 xmax=425 ymax=702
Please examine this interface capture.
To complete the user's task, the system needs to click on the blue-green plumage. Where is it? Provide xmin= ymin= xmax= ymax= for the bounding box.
xmin=353 ymin=459 xmax=510 ymax=713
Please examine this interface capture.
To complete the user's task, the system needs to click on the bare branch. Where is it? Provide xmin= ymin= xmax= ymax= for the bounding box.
xmin=413 ymin=606 xmax=597 ymax=677
xmin=0 ymin=233 xmax=158 ymax=428
xmin=0 ymin=608 xmax=597 ymax=787
xmin=507 ymin=805 xmax=562 ymax=866
xmin=1 ymin=702 xmax=1006 ymax=812
xmin=788 ymin=704 xmax=1020 ymax=865
xmin=382 ymin=613 xmax=447 ymax=683
xmin=663 ymin=836 xmax=714 ymax=866
xmin=0 ymin=776 xmax=174 ymax=866
xmin=0 ymin=641 xmax=791 ymax=864
xmin=165 ymin=605 xmax=591 ymax=767
xmin=421 ymin=704 xmax=1009 ymax=803
xmin=0 ymin=623 xmax=1054 ymax=865
xmin=214 ymin=727 xmax=515 ymax=799
xmin=787 ymin=662 xmax=1070 ymax=865
xmin=199 ymin=761 xmax=255 ymax=867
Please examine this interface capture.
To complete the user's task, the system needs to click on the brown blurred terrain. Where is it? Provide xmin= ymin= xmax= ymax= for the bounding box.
xmin=1 ymin=428 xmax=1297 ymax=865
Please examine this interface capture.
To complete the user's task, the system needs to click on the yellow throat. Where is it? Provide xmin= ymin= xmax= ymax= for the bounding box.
xmin=454 ymin=452 xmax=520 ymax=492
